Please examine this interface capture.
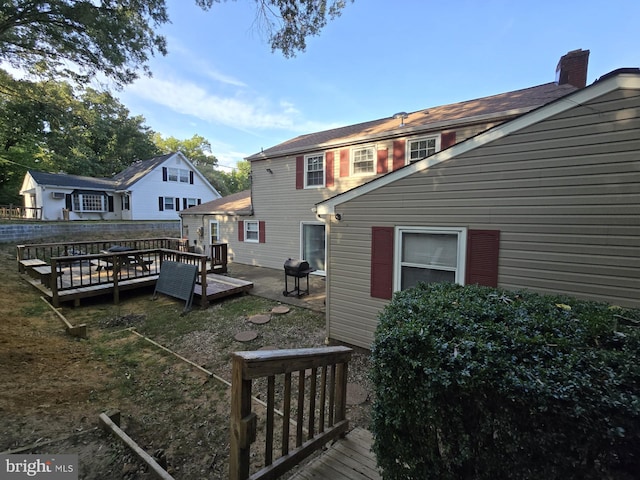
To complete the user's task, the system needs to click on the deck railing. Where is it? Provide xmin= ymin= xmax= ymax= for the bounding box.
xmin=0 ymin=205 xmax=42 ymax=220
xmin=230 ymin=346 xmax=353 ymax=480
xmin=17 ymin=238 xmax=229 ymax=307
xmin=17 ymin=237 xmax=187 ymax=266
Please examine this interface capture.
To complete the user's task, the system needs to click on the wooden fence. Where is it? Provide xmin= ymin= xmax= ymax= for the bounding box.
xmin=230 ymin=346 xmax=353 ymax=480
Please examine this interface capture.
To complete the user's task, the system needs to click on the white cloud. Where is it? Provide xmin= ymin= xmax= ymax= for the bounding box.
xmin=125 ymin=73 xmax=336 ymax=133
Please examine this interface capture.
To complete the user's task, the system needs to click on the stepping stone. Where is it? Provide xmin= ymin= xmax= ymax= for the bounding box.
xmin=346 ymin=383 xmax=368 ymax=405
xmin=249 ymin=314 xmax=271 ymax=325
xmin=234 ymin=330 xmax=258 ymax=342
xmin=257 ymin=345 xmax=278 ymax=351
xmin=271 ymin=305 xmax=290 ymax=315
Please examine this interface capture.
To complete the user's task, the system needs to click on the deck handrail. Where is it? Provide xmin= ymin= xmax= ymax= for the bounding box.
xmin=230 ymin=346 xmax=353 ymax=480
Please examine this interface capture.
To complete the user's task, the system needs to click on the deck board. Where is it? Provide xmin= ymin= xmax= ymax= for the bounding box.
xmin=288 ymin=428 xmax=381 ymax=480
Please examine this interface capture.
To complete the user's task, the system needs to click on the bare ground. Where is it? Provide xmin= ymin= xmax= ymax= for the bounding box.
xmin=0 ymin=243 xmax=372 ymax=479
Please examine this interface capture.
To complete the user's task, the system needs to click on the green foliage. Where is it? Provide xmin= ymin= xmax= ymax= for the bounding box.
xmin=153 ymin=133 xmax=217 ymax=167
xmin=370 ymin=283 xmax=640 ymax=480
xmin=0 ymin=0 xmax=169 ymax=87
xmin=196 ymin=0 xmax=352 ymax=58
xmin=0 ymin=73 xmax=160 ymax=201
xmin=202 ymin=160 xmax=250 ymax=196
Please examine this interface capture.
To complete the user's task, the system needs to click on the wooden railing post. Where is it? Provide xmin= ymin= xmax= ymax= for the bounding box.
xmin=230 ymin=355 xmax=256 ymax=480
xmin=199 ymin=255 xmax=208 ymax=307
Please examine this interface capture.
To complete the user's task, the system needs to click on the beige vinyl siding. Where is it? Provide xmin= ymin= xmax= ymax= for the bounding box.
xmin=236 ymin=119 xmax=502 ymax=270
xmin=327 ymin=87 xmax=640 ymax=349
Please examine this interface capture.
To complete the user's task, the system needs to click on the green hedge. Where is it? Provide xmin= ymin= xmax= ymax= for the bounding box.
xmin=370 ymin=283 xmax=640 ymax=480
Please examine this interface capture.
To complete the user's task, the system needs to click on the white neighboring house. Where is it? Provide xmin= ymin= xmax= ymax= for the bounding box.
xmin=20 ymin=152 xmax=221 ymax=221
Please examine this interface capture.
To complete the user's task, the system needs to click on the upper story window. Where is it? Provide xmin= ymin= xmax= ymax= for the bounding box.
xmin=305 ymin=154 xmax=325 ymax=188
xmin=407 ymin=136 xmax=440 ymax=163
xmin=167 ymin=167 xmax=190 ymax=183
xmin=352 ymin=146 xmax=376 ymax=175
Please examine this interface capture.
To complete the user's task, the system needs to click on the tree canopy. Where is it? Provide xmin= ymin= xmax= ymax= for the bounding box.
xmin=0 ymin=1 xmax=351 ymax=87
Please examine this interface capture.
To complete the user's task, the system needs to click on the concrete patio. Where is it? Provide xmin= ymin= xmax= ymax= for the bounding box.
xmin=225 ymin=262 xmax=326 ymax=313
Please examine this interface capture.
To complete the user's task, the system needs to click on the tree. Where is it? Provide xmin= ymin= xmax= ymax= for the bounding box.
xmin=0 ymin=73 xmax=159 ymax=202
xmin=0 ymin=1 xmax=168 ymax=88
xmin=0 ymin=1 xmax=352 ymax=89
xmin=197 ymin=0 xmax=352 ymax=57
xmin=152 ymin=133 xmax=217 ymax=168
xmin=203 ymin=160 xmax=250 ymax=196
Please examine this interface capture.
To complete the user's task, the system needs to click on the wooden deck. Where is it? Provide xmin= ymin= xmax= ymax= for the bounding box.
xmin=22 ymin=261 xmax=253 ymax=307
xmin=289 ymin=428 xmax=381 ymax=480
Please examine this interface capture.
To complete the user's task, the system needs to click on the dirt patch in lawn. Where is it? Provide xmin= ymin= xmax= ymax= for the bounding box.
xmin=0 ymin=241 xmax=373 ymax=479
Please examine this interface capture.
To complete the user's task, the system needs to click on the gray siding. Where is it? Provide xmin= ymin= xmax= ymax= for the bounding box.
xmin=327 ymin=88 xmax=640 ymax=349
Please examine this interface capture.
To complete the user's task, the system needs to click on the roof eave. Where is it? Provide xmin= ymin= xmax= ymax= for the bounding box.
xmin=316 ymin=72 xmax=640 ymax=215
xmin=247 ymin=106 xmax=537 ymax=161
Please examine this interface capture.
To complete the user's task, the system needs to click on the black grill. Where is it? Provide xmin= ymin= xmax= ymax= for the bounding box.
xmin=283 ymin=258 xmax=314 ymax=297
xmin=284 ymin=258 xmax=310 ymax=277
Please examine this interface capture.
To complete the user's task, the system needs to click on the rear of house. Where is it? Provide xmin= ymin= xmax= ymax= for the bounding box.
xmin=317 ymin=69 xmax=640 ymax=349
xmin=187 ymin=51 xmax=589 ymax=275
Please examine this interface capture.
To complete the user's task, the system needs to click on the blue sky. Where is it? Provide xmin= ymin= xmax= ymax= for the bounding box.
xmin=117 ymin=0 xmax=640 ymax=171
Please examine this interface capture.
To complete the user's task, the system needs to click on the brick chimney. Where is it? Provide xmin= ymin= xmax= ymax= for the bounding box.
xmin=556 ymin=49 xmax=590 ymax=88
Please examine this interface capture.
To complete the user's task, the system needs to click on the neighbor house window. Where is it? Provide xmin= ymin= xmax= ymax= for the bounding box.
xmin=186 ymin=198 xmax=197 ymax=208
xmin=245 ymin=220 xmax=259 ymax=242
xmin=395 ymin=226 xmax=467 ymax=291
xmin=72 ymin=193 xmax=106 ymax=212
xmin=407 ymin=136 xmax=440 ymax=163
xmin=121 ymin=194 xmax=130 ymax=211
xmin=163 ymin=197 xmax=175 ymax=210
xmin=305 ymin=153 xmax=325 ymax=187
xmin=167 ymin=167 xmax=190 ymax=183
xmin=352 ymin=146 xmax=375 ymax=175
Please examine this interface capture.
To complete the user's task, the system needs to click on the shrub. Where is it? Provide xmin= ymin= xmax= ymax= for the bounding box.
xmin=370 ymin=283 xmax=640 ymax=480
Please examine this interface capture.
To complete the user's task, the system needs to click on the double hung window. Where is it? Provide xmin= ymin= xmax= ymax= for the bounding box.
xmin=352 ymin=146 xmax=375 ymax=175
xmin=407 ymin=136 xmax=439 ymax=163
xmin=395 ymin=227 xmax=466 ymax=290
xmin=305 ymin=154 xmax=325 ymax=187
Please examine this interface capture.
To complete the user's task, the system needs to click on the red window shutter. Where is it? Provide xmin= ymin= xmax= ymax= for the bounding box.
xmin=377 ymin=148 xmax=388 ymax=174
xmin=392 ymin=140 xmax=405 ymax=171
xmin=339 ymin=149 xmax=350 ymax=177
xmin=441 ymin=131 xmax=457 ymax=149
xmin=466 ymin=230 xmax=500 ymax=287
xmin=325 ymin=151 xmax=335 ymax=187
xmin=296 ymin=156 xmax=304 ymax=189
xmin=259 ymin=221 xmax=266 ymax=243
xmin=371 ymin=226 xmax=394 ymax=299
xmin=238 ymin=221 xmax=244 ymax=241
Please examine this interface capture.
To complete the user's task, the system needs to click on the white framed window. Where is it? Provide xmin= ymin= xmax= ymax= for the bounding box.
xmin=163 ymin=197 xmax=175 ymax=210
xmin=185 ymin=198 xmax=198 ymax=208
xmin=210 ymin=220 xmax=220 ymax=243
xmin=305 ymin=153 xmax=325 ymax=188
xmin=407 ymin=135 xmax=440 ymax=163
xmin=245 ymin=220 xmax=259 ymax=243
xmin=121 ymin=194 xmax=130 ymax=211
xmin=72 ymin=193 xmax=106 ymax=212
xmin=167 ymin=167 xmax=190 ymax=183
xmin=394 ymin=226 xmax=467 ymax=291
xmin=351 ymin=146 xmax=376 ymax=175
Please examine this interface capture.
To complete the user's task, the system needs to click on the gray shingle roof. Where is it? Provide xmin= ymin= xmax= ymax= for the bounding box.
xmin=28 ymin=153 xmax=177 ymax=191
xmin=247 ymin=82 xmax=578 ymax=160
